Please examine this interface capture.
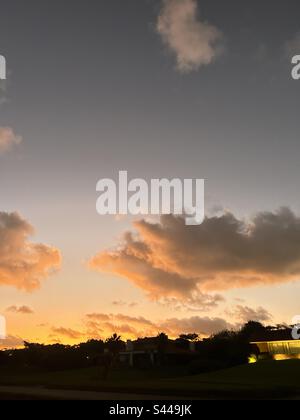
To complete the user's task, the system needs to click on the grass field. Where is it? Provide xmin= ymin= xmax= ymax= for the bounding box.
xmin=0 ymin=360 xmax=299 ymax=399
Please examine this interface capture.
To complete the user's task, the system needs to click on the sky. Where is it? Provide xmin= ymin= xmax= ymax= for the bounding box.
xmin=0 ymin=0 xmax=300 ymax=347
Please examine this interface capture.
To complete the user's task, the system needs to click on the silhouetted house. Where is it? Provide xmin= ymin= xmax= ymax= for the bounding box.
xmin=119 ymin=338 xmax=197 ymax=367
xmin=119 ymin=340 xmax=156 ymax=367
xmin=250 ymin=328 xmax=300 ymax=361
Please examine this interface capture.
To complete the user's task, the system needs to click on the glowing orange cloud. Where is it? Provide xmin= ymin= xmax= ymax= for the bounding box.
xmin=0 ymin=212 xmax=61 ymax=291
xmin=89 ymin=208 xmax=300 ymax=302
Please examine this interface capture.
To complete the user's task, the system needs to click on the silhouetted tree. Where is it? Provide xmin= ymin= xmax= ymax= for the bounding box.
xmin=156 ymin=333 xmax=169 ymax=366
xmin=102 ymin=334 xmax=125 ymax=380
xmin=239 ymin=321 xmax=266 ymax=341
xmin=179 ymin=334 xmax=199 ymax=342
xmin=0 ymin=321 xmax=287 ymax=374
xmin=105 ymin=333 xmax=124 ymax=355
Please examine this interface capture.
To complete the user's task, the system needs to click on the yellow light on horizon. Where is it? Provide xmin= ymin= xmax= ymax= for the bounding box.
xmin=248 ymin=354 xmax=257 ymax=364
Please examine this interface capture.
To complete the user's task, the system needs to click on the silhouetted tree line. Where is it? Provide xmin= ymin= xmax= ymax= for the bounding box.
xmin=0 ymin=322 xmax=290 ymax=375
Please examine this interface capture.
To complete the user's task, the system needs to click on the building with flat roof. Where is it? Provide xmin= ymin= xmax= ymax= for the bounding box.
xmin=250 ymin=328 xmax=300 ymax=361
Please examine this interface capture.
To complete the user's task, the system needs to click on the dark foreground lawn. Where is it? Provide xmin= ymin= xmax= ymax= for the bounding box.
xmin=0 ymin=360 xmax=300 ymax=399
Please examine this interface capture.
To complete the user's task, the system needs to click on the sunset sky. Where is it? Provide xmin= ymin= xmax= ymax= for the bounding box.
xmin=1 ymin=0 xmax=300 ymax=348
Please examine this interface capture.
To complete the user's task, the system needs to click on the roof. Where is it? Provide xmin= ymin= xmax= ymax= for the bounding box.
xmin=250 ymin=328 xmax=294 ymax=343
xmin=251 ymin=339 xmax=300 ymax=344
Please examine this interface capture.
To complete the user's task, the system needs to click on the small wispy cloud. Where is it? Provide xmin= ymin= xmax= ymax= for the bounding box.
xmin=51 ymin=327 xmax=84 ymax=341
xmin=156 ymin=0 xmax=223 ymax=73
xmin=6 ymin=305 xmax=34 ymax=315
xmin=0 ymin=127 xmax=22 ymax=155
xmin=112 ymin=300 xmax=138 ymax=308
xmin=226 ymin=305 xmax=272 ymax=324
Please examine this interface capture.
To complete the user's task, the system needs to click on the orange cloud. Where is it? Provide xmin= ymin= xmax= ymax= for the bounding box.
xmin=0 ymin=212 xmax=61 ymax=291
xmin=90 ymin=209 xmax=300 ymax=302
xmin=0 ymin=127 xmax=22 ymax=154
xmin=157 ymin=0 xmax=223 ymax=72
xmin=85 ymin=312 xmax=234 ymax=340
xmin=86 ymin=313 xmax=156 ymax=338
xmin=0 ymin=335 xmax=23 ymax=350
xmin=34 ymin=305 xmax=270 ymax=344
xmin=51 ymin=327 xmax=84 ymax=341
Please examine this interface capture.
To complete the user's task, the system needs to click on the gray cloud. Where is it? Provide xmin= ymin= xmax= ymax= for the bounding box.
xmin=226 ymin=305 xmax=272 ymax=324
xmin=161 ymin=316 xmax=233 ymax=337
